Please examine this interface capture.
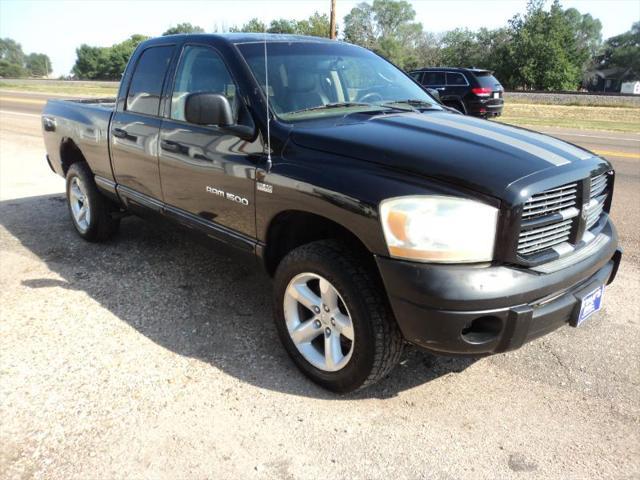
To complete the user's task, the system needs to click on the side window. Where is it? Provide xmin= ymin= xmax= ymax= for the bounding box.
xmin=446 ymin=72 xmax=467 ymax=86
xmin=127 ymin=46 xmax=174 ymax=116
xmin=171 ymin=46 xmax=237 ymax=122
xmin=410 ymin=71 xmax=423 ymax=83
xmin=422 ymin=71 xmax=445 ymax=86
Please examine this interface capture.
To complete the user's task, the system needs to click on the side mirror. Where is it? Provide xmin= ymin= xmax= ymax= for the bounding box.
xmin=426 ymin=88 xmax=441 ymax=103
xmin=185 ymin=93 xmax=234 ymax=126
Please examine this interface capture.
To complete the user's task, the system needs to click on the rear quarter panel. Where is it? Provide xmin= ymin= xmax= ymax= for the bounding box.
xmin=42 ymin=99 xmax=115 ymax=180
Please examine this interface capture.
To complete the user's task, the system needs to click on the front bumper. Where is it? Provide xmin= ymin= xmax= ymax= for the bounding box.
xmin=376 ymin=219 xmax=621 ymax=355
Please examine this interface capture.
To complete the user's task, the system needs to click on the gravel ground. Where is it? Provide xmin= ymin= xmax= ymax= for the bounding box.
xmin=1 ymin=112 xmax=639 ymax=480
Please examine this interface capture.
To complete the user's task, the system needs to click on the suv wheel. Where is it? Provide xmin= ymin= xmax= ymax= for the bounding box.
xmin=273 ymin=240 xmax=404 ymax=392
xmin=65 ymin=162 xmax=120 ymax=241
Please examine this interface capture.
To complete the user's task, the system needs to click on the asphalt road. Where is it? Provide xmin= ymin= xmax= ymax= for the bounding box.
xmin=0 ymin=91 xmax=639 ymax=480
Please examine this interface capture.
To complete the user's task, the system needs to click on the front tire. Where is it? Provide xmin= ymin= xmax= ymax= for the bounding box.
xmin=273 ymin=240 xmax=404 ymax=393
xmin=65 ymin=162 xmax=119 ymax=242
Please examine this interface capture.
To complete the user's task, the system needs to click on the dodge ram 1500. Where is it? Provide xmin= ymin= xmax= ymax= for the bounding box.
xmin=42 ymin=34 xmax=621 ymax=392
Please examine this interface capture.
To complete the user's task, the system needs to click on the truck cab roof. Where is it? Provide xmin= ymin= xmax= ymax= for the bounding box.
xmin=144 ymin=32 xmax=338 ymax=46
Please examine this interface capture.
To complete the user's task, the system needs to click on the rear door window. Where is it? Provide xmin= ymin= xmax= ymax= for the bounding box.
xmin=127 ymin=46 xmax=174 ymax=116
xmin=410 ymin=71 xmax=423 ymax=83
xmin=474 ymin=72 xmax=502 ymax=89
xmin=421 ymin=71 xmax=445 ymax=86
xmin=446 ymin=72 xmax=468 ymax=86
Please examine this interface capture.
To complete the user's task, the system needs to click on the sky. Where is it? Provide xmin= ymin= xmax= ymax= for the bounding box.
xmin=1 ymin=0 xmax=638 ymax=76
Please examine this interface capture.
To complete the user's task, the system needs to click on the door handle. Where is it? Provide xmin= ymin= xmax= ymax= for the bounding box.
xmin=436 ymin=87 xmax=446 ymax=91
xmin=112 ymin=127 xmax=128 ymax=139
xmin=161 ymin=140 xmax=181 ymax=153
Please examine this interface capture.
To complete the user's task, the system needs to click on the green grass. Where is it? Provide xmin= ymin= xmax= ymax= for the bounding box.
xmin=496 ymin=103 xmax=640 ymax=133
xmin=0 ymin=80 xmax=118 ymax=97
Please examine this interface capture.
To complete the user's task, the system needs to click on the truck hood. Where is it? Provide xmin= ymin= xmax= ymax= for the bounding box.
xmin=289 ymin=111 xmax=596 ymax=198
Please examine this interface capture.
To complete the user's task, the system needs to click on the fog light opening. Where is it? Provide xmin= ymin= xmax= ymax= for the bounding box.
xmin=461 ymin=316 xmax=502 ymax=345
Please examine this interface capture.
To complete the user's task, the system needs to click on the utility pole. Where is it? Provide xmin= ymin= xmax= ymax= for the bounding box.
xmin=329 ymin=0 xmax=337 ymax=39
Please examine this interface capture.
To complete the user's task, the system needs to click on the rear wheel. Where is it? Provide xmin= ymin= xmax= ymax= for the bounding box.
xmin=273 ymin=240 xmax=404 ymax=393
xmin=445 ymin=101 xmax=466 ymax=114
xmin=65 ymin=162 xmax=120 ymax=241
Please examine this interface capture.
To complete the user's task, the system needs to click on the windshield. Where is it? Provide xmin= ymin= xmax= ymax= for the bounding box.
xmin=237 ymin=41 xmax=441 ymax=121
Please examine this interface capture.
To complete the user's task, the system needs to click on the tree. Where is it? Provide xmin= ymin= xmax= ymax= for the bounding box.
xmin=267 ymin=19 xmax=298 ymax=34
xmin=296 ymin=12 xmax=332 ymax=37
xmin=563 ymin=8 xmax=602 ymax=63
xmin=0 ymin=38 xmax=25 ymax=66
xmin=596 ymin=22 xmax=640 ymax=74
xmin=343 ymin=2 xmax=377 ymax=49
xmin=0 ymin=38 xmax=51 ymax=78
xmin=231 ymin=13 xmax=332 ymax=37
xmin=229 ymin=18 xmax=266 ymax=33
xmin=72 ymin=34 xmax=148 ymax=80
xmin=505 ymin=0 xmax=584 ymax=90
xmin=25 ymin=53 xmax=52 ymax=77
xmin=0 ymin=60 xmax=25 ymax=78
xmin=343 ymin=0 xmax=425 ymax=68
xmin=162 ymin=23 xmax=204 ymax=36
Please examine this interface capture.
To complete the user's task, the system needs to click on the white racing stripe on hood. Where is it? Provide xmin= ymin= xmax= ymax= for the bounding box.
xmin=413 ymin=114 xmax=571 ymax=166
xmin=452 ymin=115 xmax=593 ymax=160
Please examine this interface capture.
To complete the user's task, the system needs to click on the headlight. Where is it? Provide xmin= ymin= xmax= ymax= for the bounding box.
xmin=379 ymin=195 xmax=498 ymax=263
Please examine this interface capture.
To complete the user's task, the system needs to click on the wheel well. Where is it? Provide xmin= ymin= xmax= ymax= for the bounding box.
xmin=59 ymin=139 xmax=86 ymax=175
xmin=444 ymin=99 xmax=466 ymax=113
xmin=263 ymin=211 xmax=375 ymax=276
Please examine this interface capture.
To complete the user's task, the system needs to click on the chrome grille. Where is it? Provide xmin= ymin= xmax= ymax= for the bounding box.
xmin=518 ymin=218 xmax=573 ymax=254
xmin=521 ymin=183 xmax=578 ymax=219
xmin=518 ymin=182 xmax=578 ymax=255
xmin=585 ymin=173 xmax=609 ymax=230
xmin=517 ymin=173 xmax=611 ymax=258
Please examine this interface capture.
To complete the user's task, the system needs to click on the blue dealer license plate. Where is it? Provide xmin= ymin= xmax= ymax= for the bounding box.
xmin=576 ymin=285 xmax=605 ymax=326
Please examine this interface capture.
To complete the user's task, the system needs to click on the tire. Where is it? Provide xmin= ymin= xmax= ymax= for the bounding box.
xmin=447 ymin=101 xmax=466 ymax=114
xmin=65 ymin=162 xmax=120 ymax=242
xmin=273 ymin=240 xmax=404 ymax=393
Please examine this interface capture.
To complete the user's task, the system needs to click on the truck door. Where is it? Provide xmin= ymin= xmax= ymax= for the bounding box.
xmin=158 ymin=44 xmax=261 ymax=242
xmin=110 ymin=44 xmax=175 ymax=201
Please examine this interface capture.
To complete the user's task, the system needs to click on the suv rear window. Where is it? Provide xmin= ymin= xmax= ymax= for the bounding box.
xmin=474 ymin=72 xmax=502 ymax=89
xmin=446 ymin=72 xmax=468 ymax=86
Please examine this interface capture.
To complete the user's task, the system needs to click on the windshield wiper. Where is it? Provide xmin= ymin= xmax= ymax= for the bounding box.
xmin=287 ymin=102 xmax=377 ymax=115
xmin=382 ymin=99 xmax=440 ymax=110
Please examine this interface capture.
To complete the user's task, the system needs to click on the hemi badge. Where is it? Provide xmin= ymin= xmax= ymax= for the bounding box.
xmin=257 ymin=182 xmax=273 ymax=194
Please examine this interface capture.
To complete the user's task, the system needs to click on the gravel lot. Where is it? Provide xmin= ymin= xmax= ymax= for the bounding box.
xmin=1 ymin=111 xmax=639 ymax=480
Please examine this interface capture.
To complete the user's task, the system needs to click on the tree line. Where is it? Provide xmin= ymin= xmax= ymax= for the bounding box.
xmin=0 ymin=38 xmax=52 ymax=78
xmin=7 ymin=0 xmax=637 ymax=91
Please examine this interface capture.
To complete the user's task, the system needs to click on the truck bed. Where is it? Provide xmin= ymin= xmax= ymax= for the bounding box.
xmin=42 ymin=98 xmax=116 ymax=182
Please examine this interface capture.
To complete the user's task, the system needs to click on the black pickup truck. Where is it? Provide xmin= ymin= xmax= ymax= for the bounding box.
xmin=42 ymin=34 xmax=621 ymax=392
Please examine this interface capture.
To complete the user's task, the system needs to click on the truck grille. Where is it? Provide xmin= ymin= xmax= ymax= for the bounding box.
xmin=585 ymin=172 xmax=608 ymax=230
xmin=521 ymin=183 xmax=578 ymax=220
xmin=518 ymin=182 xmax=578 ymax=255
xmin=517 ymin=173 xmax=610 ymax=257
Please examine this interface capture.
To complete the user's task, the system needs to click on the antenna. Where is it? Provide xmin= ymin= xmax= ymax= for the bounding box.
xmin=263 ymin=27 xmax=272 ymax=171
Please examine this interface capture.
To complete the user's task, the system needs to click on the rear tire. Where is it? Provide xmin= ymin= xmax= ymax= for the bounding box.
xmin=446 ymin=101 xmax=466 ymax=114
xmin=273 ymin=240 xmax=404 ymax=393
xmin=65 ymin=162 xmax=120 ymax=242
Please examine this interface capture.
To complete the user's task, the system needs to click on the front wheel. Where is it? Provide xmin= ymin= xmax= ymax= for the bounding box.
xmin=65 ymin=162 xmax=120 ymax=242
xmin=273 ymin=240 xmax=404 ymax=393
